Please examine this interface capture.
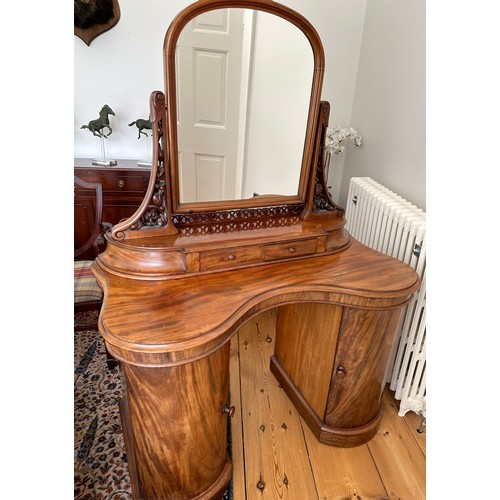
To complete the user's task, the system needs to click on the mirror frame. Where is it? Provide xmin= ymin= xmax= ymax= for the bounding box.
xmin=164 ymin=0 xmax=325 ymax=215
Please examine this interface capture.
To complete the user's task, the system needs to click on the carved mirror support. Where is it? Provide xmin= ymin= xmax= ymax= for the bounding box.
xmin=104 ymin=0 xmax=349 ymax=261
xmin=111 ymin=91 xmax=178 ymax=241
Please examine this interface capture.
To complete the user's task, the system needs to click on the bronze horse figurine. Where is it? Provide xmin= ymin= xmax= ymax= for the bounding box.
xmin=81 ymin=104 xmax=115 ymax=138
xmin=129 ymin=118 xmax=152 ymax=139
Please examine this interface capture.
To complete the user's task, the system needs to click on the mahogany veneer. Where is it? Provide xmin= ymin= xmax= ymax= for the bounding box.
xmin=89 ymin=1 xmax=421 ymax=497
xmin=75 ymin=162 xmax=150 ymax=259
xmin=93 ymin=240 xmax=419 ymax=498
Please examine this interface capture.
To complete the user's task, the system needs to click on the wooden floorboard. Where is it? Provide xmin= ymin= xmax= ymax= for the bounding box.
xmin=400 ymin=406 xmax=426 ymax=456
xmin=302 ymin=420 xmax=388 ymax=499
xmin=366 ymin=392 xmax=426 ymax=500
xmin=237 ymin=309 xmax=318 ymax=499
xmin=229 ymin=310 xmax=426 ymax=500
xmin=229 ymin=331 xmax=246 ymax=500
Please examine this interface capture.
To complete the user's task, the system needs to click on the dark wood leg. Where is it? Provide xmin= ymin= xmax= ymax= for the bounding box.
xmin=105 ymin=346 xmax=119 ymax=370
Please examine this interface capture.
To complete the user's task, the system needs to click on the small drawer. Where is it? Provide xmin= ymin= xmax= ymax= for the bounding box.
xmin=264 ymin=239 xmax=318 ymax=260
xmin=76 ymin=169 xmax=150 ymax=192
xmin=200 ymin=246 xmax=264 ymax=271
xmin=100 ymin=173 xmax=150 ymax=192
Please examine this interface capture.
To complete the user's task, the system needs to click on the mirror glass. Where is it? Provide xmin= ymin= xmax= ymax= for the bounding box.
xmin=175 ymin=8 xmax=314 ymax=203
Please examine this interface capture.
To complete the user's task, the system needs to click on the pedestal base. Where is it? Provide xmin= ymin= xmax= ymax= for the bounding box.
xmin=270 ymin=355 xmax=383 ymax=447
xmin=92 ymin=159 xmax=117 ymax=166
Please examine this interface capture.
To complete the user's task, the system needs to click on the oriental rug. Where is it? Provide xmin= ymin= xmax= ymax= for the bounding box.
xmin=74 ymin=312 xmax=232 ymax=499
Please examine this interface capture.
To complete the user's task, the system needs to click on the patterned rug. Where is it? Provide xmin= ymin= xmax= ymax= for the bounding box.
xmin=74 ymin=313 xmax=232 ymax=499
xmin=74 ymin=309 xmax=100 ymax=330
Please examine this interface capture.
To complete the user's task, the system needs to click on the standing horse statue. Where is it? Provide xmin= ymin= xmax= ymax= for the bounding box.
xmin=81 ymin=104 xmax=115 ymax=138
xmin=129 ymin=117 xmax=152 ymax=139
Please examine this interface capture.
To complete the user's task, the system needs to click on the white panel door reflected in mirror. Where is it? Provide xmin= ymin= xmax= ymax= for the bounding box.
xmin=176 ymin=8 xmax=314 ymax=203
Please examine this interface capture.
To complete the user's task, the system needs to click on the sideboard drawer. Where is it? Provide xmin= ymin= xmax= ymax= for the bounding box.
xmin=199 ymin=246 xmax=264 ymax=271
xmin=264 ymin=238 xmax=318 ymax=260
xmin=102 ymin=174 xmax=149 ymax=193
xmin=75 ymin=168 xmax=150 ymax=193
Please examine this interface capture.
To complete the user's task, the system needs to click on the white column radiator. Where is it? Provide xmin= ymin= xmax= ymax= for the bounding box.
xmin=344 ymin=177 xmax=426 ymax=418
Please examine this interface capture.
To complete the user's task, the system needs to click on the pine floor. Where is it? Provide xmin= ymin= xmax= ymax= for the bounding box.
xmin=229 ymin=309 xmax=426 ymax=500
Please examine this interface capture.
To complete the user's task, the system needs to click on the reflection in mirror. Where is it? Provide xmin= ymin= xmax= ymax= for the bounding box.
xmin=175 ymin=8 xmax=313 ymax=203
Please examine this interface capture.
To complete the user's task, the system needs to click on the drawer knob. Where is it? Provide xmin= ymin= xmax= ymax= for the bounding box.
xmin=227 ymin=254 xmax=236 ymax=261
xmin=222 ymin=405 xmax=235 ymax=417
xmin=117 ymin=179 xmax=125 ymax=188
xmin=288 ymin=247 xmax=295 ymax=253
xmin=336 ymin=366 xmax=347 ymax=378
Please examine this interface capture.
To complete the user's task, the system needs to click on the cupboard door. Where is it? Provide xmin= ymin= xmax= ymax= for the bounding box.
xmin=121 ymin=344 xmax=232 ymax=499
xmin=324 ymin=307 xmax=402 ymax=429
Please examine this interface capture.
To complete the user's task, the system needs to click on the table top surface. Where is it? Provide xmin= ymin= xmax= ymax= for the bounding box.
xmin=94 ymin=240 xmax=420 ymax=363
xmin=75 ymin=158 xmax=151 ymax=170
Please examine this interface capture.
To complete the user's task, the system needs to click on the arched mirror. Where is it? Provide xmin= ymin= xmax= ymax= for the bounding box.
xmin=110 ymin=0 xmax=339 ymax=242
xmin=175 ymin=8 xmax=313 ymax=203
xmin=164 ymin=0 xmax=325 ymax=214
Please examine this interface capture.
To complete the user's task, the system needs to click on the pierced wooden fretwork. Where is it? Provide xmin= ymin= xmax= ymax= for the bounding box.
xmin=177 ymin=215 xmax=302 ymax=236
xmin=312 ymin=102 xmax=344 ymax=214
xmin=172 ymin=204 xmax=304 ymax=227
xmin=136 ymin=122 xmax=168 ymax=229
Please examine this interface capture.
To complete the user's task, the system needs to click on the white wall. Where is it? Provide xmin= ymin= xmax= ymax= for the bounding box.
xmin=335 ymin=0 xmax=426 ymax=210
xmin=281 ymin=0 xmax=367 ymax=126
xmin=74 ymin=0 xmax=192 ymax=160
xmin=74 ymin=0 xmax=366 ymax=167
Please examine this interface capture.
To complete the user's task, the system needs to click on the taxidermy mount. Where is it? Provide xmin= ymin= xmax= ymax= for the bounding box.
xmin=74 ymin=0 xmax=121 ymax=46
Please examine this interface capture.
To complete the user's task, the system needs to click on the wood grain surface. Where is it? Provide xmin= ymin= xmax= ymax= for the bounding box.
xmin=95 ymin=240 xmax=420 ymax=367
xmin=275 ymin=303 xmax=342 ymax=417
xmin=122 ymin=344 xmax=232 ymax=499
xmin=229 ymin=311 xmax=426 ymax=499
xmin=237 ymin=310 xmax=319 ymax=499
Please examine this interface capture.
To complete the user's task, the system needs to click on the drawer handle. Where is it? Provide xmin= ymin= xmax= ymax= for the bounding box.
xmin=117 ymin=179 xmax=125 ymax=188
xmin=222 ymin=405 xmax=235 ymax=417
xmin=227 ymin=254 xmax=236 ymax=261
xmin=336 ymin=366 xmax=347 ymax=378
xmin=288 ymin=247 xmax=295 ymax=253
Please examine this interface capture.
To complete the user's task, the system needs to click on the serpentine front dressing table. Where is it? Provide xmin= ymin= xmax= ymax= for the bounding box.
xmin=92 ymin=1 xmax=420 ymax=498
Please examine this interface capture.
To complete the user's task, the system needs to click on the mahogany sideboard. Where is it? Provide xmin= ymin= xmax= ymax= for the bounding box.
xmin=74 ymin=160 xmax=151 ymax=260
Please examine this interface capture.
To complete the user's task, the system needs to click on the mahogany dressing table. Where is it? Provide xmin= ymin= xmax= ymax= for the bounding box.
xmin=92 ymin=1 xmax=420 ymax=498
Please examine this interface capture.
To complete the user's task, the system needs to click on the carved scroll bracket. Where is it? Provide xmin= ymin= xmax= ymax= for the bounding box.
xmin=111 ymin=91 xmax=178 ymax=240
xmin=312 ymin=102 xmax=345 ymax=215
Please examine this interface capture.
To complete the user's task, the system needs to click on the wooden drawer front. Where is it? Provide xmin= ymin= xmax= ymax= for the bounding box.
xmin=200 ymin=246 xmax=264 ymax=271
xmin=264 ymin=238 xmax=318 ymax=260
xmin=75 ymin=169 xmax=150 ymax=193
xmin=102 ymin=201 xmax=144 ymax=226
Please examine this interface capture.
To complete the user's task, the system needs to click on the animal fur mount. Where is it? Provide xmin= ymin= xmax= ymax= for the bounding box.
xmin=74 ymin=0 xmax=121 ymax=46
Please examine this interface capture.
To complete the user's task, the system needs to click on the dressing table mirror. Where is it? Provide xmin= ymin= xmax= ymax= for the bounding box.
xmin=92 ymin=1 xmax=420 ymax=498
xmin=175 ymin=7 xmax=313 ymax=203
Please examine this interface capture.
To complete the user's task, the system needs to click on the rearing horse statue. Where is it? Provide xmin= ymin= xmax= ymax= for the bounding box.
xmin=81 ymin=104 xmax=115 ymax=138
